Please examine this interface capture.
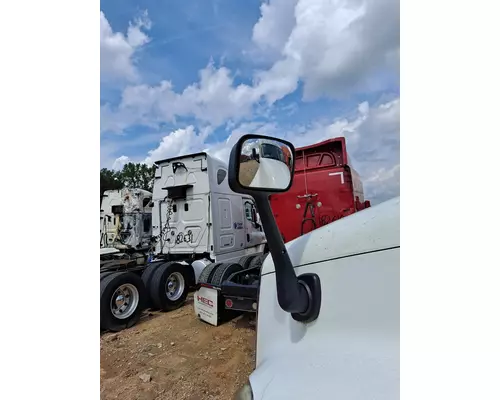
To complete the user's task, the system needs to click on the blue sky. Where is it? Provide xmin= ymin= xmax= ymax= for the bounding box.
xmin=100 ymin=0 xmax=400 ymax=204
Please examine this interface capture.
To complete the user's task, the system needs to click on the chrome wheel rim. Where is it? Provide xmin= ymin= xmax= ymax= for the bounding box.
xmin=165 ymin=272 xmax=185 ymax=301
xmin=110 ymin=284 xmax=139 ymax=319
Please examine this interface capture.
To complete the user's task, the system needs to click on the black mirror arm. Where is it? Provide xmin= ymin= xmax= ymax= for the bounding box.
xmin=253 ymin=195 xmax=310 ymax=314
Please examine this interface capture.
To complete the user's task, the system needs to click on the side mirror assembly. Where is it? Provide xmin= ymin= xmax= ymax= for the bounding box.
xmin=228 ymin=134 xmax=321 ymax=323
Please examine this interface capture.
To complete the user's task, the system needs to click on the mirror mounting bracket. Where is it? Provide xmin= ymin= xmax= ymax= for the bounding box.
xmin=252 ymin=194 xmax=321 ymax=321
xmin=292 ymin=273 xmax=322 ymax=323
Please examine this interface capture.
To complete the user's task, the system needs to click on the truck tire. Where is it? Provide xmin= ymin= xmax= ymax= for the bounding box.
xmin=149 ymin=263 xmax=189 ymax=311
xmin=238 ymin=255 xmax=257 ymax=270
xmin=198 ymin=262 xmax=223 ymax=285
xmin=141 ymin=260 xmax=168 ymax=308
xmin=100 ymin=272 xmax=146 ymax=332
xmin=210 ymin=263 xmax=243 ymax=286
xmin=249 ymin=253 xmax=268 ymax=270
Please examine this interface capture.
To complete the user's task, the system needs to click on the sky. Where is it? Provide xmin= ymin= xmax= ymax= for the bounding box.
xmin=100 ymin=0 xmax=400 ymax=204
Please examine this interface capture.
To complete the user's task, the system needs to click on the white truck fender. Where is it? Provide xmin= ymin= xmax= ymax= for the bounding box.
xmin=191 ymin=259 xmax=212 ymax=284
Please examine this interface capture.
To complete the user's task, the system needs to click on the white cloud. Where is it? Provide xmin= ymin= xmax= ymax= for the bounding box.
xmin=253 ymin=0 xmax=400 ymax=102
xmin=364 ymin=164 xmax=400 ymax=202
xmin=205 ymin=122 xmax=279 ymax=162
xmin=111 ymin=155 xmax=131 ymax=171
xmin=101 ymin=62 xmax=261 ymax=133
xmin=100 ymin=11 xmax=151 ymax=83
xmin=142 ymin=126 xmax=213 ymax=165
xmin=109 ymin=122 xmax=278 ymax=168
xmin=176 ymin=63 xmax=260 ymax=126
xmin=245 ymin=98 xmax=400 ymax=204
xmin=252 ymin=0 xmax=299 ymax=58
xmin=282 ymin=97 xmax=400 ymax=203
xmin=102 ymin=0 xmax=399 ymax=133
xmin=111 ymin=98 xmax=399 ymax=203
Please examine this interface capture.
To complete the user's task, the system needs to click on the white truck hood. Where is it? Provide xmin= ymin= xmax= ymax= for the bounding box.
xmin=249 ymin=197 xmax=400 ymax=400
xmin=249 ymin=335 xmax=399 ymax=399
xmin=261 ymin=196 xmax=400 ymax=275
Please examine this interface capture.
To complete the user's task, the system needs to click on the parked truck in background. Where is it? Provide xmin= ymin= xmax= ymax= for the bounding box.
xmin=270 ymin=137 xmax=371 ymax=243
xmin=100 ymin=188 xmax=154 ymax=284
xmin=100 ymin=188 xmax=153 ymax=251
xmin=100 ymin=152 xmax=268 ymax=332
xmin=224 ymin=134 xmax=400 ymax=400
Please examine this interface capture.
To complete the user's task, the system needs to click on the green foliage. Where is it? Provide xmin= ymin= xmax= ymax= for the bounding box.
xmin=100 ymin=168 xmax=123 ymax=201
xmin=100 ymin=163 xmax=156 ymax=202
xmin=120 ymin=163 xmax=156 ymax=192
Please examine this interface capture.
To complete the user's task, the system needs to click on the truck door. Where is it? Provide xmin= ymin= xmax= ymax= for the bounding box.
xmin=158 ymin=196 xmax=209 ymax=253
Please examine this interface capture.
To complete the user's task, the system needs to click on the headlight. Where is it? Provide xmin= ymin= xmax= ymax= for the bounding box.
xmin=234 ymin=381 xmax=254 ymax=400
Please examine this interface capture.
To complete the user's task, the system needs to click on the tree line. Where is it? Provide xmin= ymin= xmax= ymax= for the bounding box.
xmin=100 ymin=163 xmax=156 ymax=201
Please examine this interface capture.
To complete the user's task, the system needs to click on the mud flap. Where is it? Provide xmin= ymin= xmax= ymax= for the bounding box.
xmin=194 ymin=285 xmax=220 ymax=326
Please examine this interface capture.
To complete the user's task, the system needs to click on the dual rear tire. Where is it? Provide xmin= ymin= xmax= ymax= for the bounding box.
xmin=100 ymin=271 xmax=146 ymax=332
xmin=197 ymin=253 xmax=266 ymax=287
xmin=100 ymin=261 xmax=190 ymax=332
xmin=145 ymin=262 xmax=189 ymax=311
xmin=100 ymin=253 xmax=268 ymax=331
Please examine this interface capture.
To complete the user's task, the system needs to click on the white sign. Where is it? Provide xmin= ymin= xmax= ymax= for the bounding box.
xmin=194 ymin=286 xmax=219 ymax=326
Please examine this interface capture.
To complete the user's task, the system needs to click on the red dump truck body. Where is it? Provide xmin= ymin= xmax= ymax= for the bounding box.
xmin=270 ymin=137 xmax=371 ymax=243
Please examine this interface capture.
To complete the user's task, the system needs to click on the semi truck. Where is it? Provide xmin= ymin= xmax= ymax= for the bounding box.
xmin=100 ymin=152 xmax=268 ymax=332
xmin=221 ymin=134 xmax=399 ymax=400
xmin=270 ymin=137 xmax=371 ymax=243
xmin=194 ymin=137 xmax=372 ymax=325
xmin=100 ymin=188 xmax=154 ymax=285
xmin=100 ymin=188 xmax=153 ymax=250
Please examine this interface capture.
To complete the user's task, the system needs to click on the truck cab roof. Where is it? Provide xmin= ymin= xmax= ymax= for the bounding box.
xmin=153 ymin=151 xmax=224 ymax=166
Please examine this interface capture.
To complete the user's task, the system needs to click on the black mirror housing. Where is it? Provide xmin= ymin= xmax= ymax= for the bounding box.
xmin=228 ymin=134 xmax=296 ymax=195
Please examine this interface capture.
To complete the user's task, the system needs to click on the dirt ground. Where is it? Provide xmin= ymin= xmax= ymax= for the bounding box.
xmin=238 ymin=160 xmax=259 ymax=186
xmin=100 ymin=294 xmax=256 ymax=400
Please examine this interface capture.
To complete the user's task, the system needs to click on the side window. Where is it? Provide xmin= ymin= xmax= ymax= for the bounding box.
xmin=244 ymin=202 xmax=253 ymax=221
xmin=307 ymin=154 xmax=321 ymax=168
xmin=319 ymin=154 xmax=334 ymax=166
xmin=111 ymin=205 xmax=123 ymax=214
xmin=217 ymin=169 xmax=227 ymax=185
xmin=143 ymin=214 xmax=152 ymax=233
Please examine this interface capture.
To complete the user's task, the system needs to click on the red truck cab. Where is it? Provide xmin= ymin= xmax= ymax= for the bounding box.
xmin=270 ymin=137 xmax=371 ymax=243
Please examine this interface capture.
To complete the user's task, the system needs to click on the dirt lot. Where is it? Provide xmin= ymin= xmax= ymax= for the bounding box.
xmin=100 ymin=294 xmax=256 ymax=400
xmin=239 ymin=160 xmax=259 ymax=186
